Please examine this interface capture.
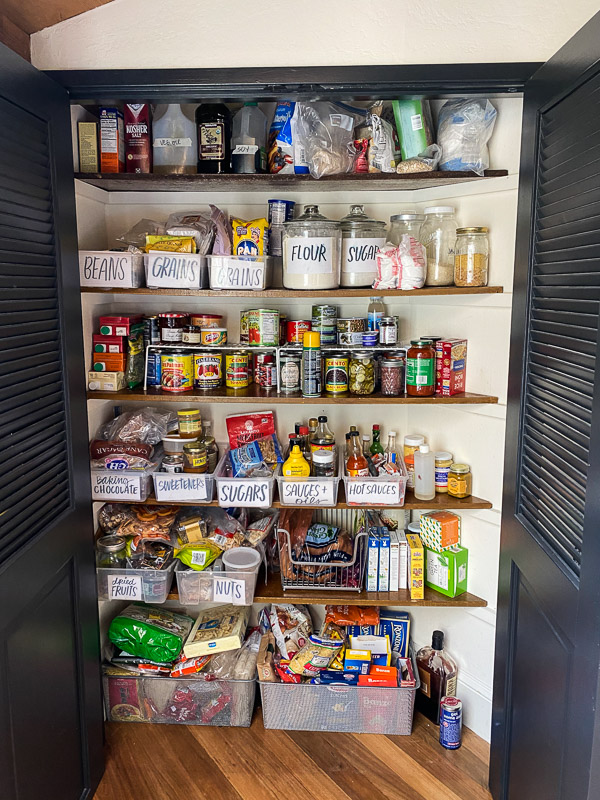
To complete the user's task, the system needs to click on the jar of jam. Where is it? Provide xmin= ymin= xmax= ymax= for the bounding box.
xmin=406 ymin=339 xmax=436 ymax=396
xmin=448 ymin=463 xmax=472 ymax=498
xmin=163 ymin=454 xmax=184 ymax=473
xmin=159 ymin=313 xmax=188 ymax=343
xmin=182 ymin=325 xmax=201 ymax=343
xmin=183 ymin=441 xmax=207 ymax=473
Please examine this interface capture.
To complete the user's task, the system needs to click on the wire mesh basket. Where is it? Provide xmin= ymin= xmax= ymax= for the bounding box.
xmin=277 ymin=508 xmax=367 ymax=592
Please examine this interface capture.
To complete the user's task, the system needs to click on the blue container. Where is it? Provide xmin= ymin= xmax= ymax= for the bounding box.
xmin=439 ymin=696 xmax=462 ymax=749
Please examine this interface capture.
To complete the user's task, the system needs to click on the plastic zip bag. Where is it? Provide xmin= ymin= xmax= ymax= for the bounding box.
xmin=296 ymin=102 xmax=364 ymax=179
xmin=437 ymin=98 xmax=497 ymax=175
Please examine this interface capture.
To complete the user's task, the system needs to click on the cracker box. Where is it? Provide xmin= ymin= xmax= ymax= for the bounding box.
xmin=100 ymin=107 xmax=125 ymax=173
xmin=88 ymin=371 xmax=126 ymax=392
xmin=359 ymin=666 xmax=398 ymax=688
xmin=419 ymin=511 xmax=461 ymax=551
xmin=425 ymin=544 xmax=469 ymax=598
xmin=350 ymin=635 xmax=391 ymax=667
xmin=406 ymin=532 xmax=424 ymax=600
xmin=436 ymin=338 xmax=467 ymax=396
xmin=378 ymin=610 xmax=410 ymax=657
xmin=184 ymin=604 xmax=249 ymax=657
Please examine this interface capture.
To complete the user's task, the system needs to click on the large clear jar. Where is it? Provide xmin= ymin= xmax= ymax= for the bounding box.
xmin=388 ymin=212 xmax=425 ymax=246
xmin=339 ymin=204 xmax=387 ymax=287
xmin=349 ymin=350 xmax=376 ymax=396
xmin=454 ymin=227 xmax=489 ymax=286
xmin=420 ymin=206 xmax=458 ymax=286
xmin=152 ymin=104 xmax=198 ymax=175
xmin=282 ymin=205 xmax=341 ymax=290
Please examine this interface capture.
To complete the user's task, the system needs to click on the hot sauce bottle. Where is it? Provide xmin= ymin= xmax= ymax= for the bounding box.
xmin=416 ymin=630 xmax=458 ymax=724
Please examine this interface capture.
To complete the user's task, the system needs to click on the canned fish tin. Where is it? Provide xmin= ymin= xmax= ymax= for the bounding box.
xmin=279 ymin=349 xmax=301 ymax=392
xmin=201 ymin=328 xmax=227 ymax=347
xmin=325 ymin=354 xmax=349 ymax=394
xmin=440 ymin=697 xmax=462 ymax=750
xmin=160 ymin=351 xmax=193 ymax=393
xmin=287 ymin=319 xmax=311 ymax=344
xmin=193 ymin=352 xmax=222 ymax=389
xmin=225 ymin=352 xmax=249 ymax=389
xmin=240 ymin=311 xmax=250 ymax=345
xmin=248 ymin=308 xmax=279 ymax=347
xmin=337 ymin=317 xmax=366 ymax=345
xmin=255 ymin=353 xmax=277 ymax=389
xmin=312 ymin=304 xmax=337 ymax=323
xmin=146 ymin=351 xmax=162 ymax=387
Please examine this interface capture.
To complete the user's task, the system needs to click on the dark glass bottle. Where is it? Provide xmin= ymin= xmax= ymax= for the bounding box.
xmin=415 ymin=630 xmax=458 ymax=724
xmin=196 ymin=103 xmax=231 ymax=174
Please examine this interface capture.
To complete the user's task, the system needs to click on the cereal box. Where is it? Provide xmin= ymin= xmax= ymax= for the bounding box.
xmin=419 ymin=511 xmax=461 ymax=551
xmin=406 ymin=532 xmax=424 ymax=600
xmin=436 ymin=338 xmax=467 ymax=396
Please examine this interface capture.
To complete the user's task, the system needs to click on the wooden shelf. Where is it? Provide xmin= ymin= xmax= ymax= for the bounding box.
xmin=75 ymin=170 xmax=508 ymax=193
xmin=88 ymin=386 xmax=498 ymax=404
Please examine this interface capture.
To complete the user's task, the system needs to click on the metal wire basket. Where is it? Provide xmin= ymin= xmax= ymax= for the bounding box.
xmin=277 ymin=508 xmax=367 ymax=592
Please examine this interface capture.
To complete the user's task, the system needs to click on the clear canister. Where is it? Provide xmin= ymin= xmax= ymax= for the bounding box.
xmin=283 ymin=205 xmax=341 ymax=290
xmin=388 ymin=212 xmax=425 ymax=246
xmin=454 ymin=227 xmax=489 ymax=286
xmin=349 ymin=350 xmax=376 ymax=396
xmin=339 ymin=204 xmax=387 ymax=288
xmin=420 ymin=206 xmax=458 ymax=286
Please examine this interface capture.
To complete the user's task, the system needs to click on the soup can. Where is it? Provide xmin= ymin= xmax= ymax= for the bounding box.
xmin=201 ymin=328 xmax=227 ymax=347
xmin=287 ymin=319 xmax=311 ymax=344
xmin=324 ymin=353 xmax=349 ymax=394
xmin=279 ymin=349 xmax=301 ymax=392
xmin=225 ymin=352 xmax=250 ymax=389
xmin=255 ymin=353 xmax=277 ymax=389
xmin=248 ymin=308 xmax=279 ymax=347
xmin=160 ymin=351 xmax=193 ymax=393
xmin=193 ymin=352 xmax=222 ymax=390
xmin=440 ymin=697 xmax=462 ymax=750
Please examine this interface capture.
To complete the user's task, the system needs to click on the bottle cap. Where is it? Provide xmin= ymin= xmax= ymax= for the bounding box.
xmin=424 ymin=206 xmax=455 ymax=214
xmin=373 ymin=424 xmax=380 ymax=431
xmin=419 ymin=444 xmax=430 ymax=453
xmin=451 ymin=462 xmax=470 ymax=473
xmin=312 ymin=449 xmax=334 ymax=463
xmin=404 ymin=434 xmax=425 ymax=446
xmin=303 ymin=331 xmax=321 ymax=348
xmin=362 ymin=435 xmax=370 ymax=441
xmin=318 ymin=415 xmax=327 ymax=422
xmin=435 ymin=451 xmax=453 ymax=461
xmin=388 ymin=431 xmax=396 ymax=437
xmin=299 ymin=426 xmax=309 ymax=435
xmin=432 ymin=630 xmax=444 ymax=650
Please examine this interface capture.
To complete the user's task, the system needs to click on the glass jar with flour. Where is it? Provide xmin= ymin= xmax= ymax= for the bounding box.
xmin=282 ymin=205 xmax=341 ymax=290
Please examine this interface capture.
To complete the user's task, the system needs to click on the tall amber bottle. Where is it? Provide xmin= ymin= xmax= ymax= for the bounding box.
xmin=415 ymin=630 xmax=458 ymax=724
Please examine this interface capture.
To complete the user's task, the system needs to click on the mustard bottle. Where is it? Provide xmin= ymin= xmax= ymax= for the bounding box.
xmin=282 ymin=444 xmax=310 ymax=477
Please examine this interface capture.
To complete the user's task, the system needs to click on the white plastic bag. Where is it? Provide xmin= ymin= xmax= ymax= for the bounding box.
xmin=373 ymin=238 xmax=426 ymax=290
xmin=437 ymin=98 xmax=497 ymax=176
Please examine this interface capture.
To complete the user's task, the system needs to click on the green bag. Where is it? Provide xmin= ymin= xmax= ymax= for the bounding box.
xmin=108 ymin=604 xmax=194 ymax=663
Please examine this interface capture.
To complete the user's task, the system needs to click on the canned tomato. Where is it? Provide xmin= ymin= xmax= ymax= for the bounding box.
xmin=440 ymin=696 xmax=462 ymax=750
xmin=287 ymin=319 xmax=311 ymax=344
xmin=201 ymin=328 xmax=227 ymax=347
xmin=279 ymin=349 xmax=301 ymax=392
xmin=160 ymin=351 xmax=193 ymax=393
xmin=325 ymin=353 xmax=349 ymax=394
xmin=248 ymin=308 xmax=279 ymax=347
xmin=255 ymin=353 xmax=277 ymax=389
xmin=225 ymin=352 xmax=249 ymax=389
xmin=240 ymin=311 xmax=250 ymax=345
xmin=193 ymin=352 xmax=222 ymax=390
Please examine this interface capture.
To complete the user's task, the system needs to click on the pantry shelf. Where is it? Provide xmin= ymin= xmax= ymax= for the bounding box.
xmin=74 ymin=170 xmax=509 ymax=193
xmin=87 ymin=386 xmax=498 ymax=404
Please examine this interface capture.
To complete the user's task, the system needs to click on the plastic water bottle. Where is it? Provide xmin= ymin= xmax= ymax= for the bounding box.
xmin=231 ymin=103 xmax=267 ymax=174
xmin=414 ymin=444 xmax=435 ymax=501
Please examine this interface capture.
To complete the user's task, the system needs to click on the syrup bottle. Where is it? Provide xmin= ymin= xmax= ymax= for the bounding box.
xmin=415 ymin=630 xmax=458 ymax=724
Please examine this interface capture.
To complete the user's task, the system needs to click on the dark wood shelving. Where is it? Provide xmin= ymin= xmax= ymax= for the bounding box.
xmin=75 ymin=169 xmax=509 ymax=193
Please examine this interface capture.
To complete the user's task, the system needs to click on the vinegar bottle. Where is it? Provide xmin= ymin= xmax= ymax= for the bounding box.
xmin=414 ymin=444 xmax=435 ymax=501
xmin=416 ymin=630 xmax=458 ymax=724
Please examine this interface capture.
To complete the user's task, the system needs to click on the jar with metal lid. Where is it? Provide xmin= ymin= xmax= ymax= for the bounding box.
xmin=339 ymin=204 xmax=387 ymax=288
xmin=178 ymin=408 xmax=202 ymax=438
xmin=349 ymin=350 xmax=376 ymax=395
xmin=282 ymin=204 xmax=341 ymax=290
xmin=163 ymin=454 xmax=184 ymax=473
xmin=182 ymin=325 xmax=201 ymax=343
xmin=279 ymin=349 xmax=301 ymax=393
xmin=204 ymin=436 xmax=219 ymax=473
xmin=420 ymin=206 xmax=458 ymax=286
xmin=96 ymin=535 xmax=127 ymax=568
xmin=454 ymin=227 xmax=489 ymax=286
xmin=435 ymin=451 xmax=453 ymax=493
xmin=388 ymin=212 xmax=425 ymax=246
xmin=448 ymin=463 xmax=472 ymax=498
xmin=380 ymin=359 xmax=403 ymax=396
xmin=183 ymin=440 xmax=207 ymax=474
xmin=379 ymin=316 xmax=398 ymax=345
xmin=158 ymin=312 xmax=188 ymax=343
xmin=406 ymin=339 xmax=436 ymax=397
xmin=311 ymin=448 xmax=336 ymax=477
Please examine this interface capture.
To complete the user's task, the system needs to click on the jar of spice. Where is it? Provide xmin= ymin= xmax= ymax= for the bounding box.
xmin=420 ymin=206 xmax=458 ymax=286
xmin=163 ymin=454 xmax=184 ymax=473
xmin=380 ymin=359 xmax=403 ymax=396
xmin=434 ymin=451 xmax=453 ymax=493
xmin=339 ymin=204 xmax=387 ymax=288
xmin=282 ymin=205 xmax=342 ymax=290
xmin=455 ymin=227 xmax=489 ymax=286
xmin=448 ymin=463 xmax=473 ymax=498
xmin=183 ymin=441 xmax=207 ymax=473
xmin=96 ymin=535 xmax=127 ymax=568
xmin=349 ymin=350 xmax=376 ymax=395
xmin=178 ymin=408 xmax=202 ymax=438
xmin=311 ymin=448 xmax=335 ymax=477
xmin=406 ymin=339 xmax=436 ymax=396
xmin=158 ymin=313 xmax=188 ymax=343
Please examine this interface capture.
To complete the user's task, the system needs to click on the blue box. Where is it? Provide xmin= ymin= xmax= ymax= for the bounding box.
xmin=379 ymin=611 xmax=410 ymax=658
xmin=347 ymin=624 xmax=380 ymax=637
xmin=367 ymin=533 xmax=380 ymax=591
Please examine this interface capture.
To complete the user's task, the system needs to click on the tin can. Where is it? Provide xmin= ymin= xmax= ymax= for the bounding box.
xmin=312 ymin=304 xmax=338 ymax=345
xmin=160 ymin=351 xmax=193 ymax=393
xmin=268 ymin=199 xmax=295 ymax=225
xmin=324 ymin=353 xmax=349 ymax=394
xmin=225 ymin=352 xmax=249 ymax=389
xmin=162 ymin=454 xmax=184 ymax=473
xmin=337 ymin=317 xmax=366 ymax=345
xmin=312 ymin=304 xmax=337 ymax=323
xmin=248 ymin=308 xmax=279 ymax=347
xmin=143 ymin=315 xmax=160 ymax=347
xmin=240 ymin=311 xmax=250 ymax=345
xmin=201 ymin=328 xmax=227 ymax=347
xmin=440 ymin=697 xmax=462 ymax=750
xmin=279 ymin=349 xmax=301 ymax=393
xmin=287 ymin=319 xmax=311 ymax=344
xmin=193 ymin=352 xmax=222 ymax=390
xmin=279 ymin=314 xmax=287 ymax=345
xmin=255 ymin=353 xmax=277 ymax=390
xmin=379 ymin=316 xmax=398 ymax=345
xmin=146 ymin=351 xmax=162 ymax=387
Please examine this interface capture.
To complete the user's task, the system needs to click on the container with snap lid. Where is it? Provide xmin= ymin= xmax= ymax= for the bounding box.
xmin=420 ymin=206 xmax=458 ymax=286
xmin=282 ymin=204 xmax=341 ymax=290
xmin=339 ymin=204 xmax=387 ymax=287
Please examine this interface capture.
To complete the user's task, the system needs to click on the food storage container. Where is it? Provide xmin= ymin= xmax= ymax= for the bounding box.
xmin=152 ymin=466 xmax=216 ymax=503
xmin=79 ymin=251 xmax=145 ymax=289
xmin=276 ymin=461 xmax=341 ymax=507
xmin=419 ymin=206 xmax=458 ymax=286
xmin=349 ymin=350 xmax=376 ymax=396
xmin=341 ymin=450 xmax=408 ymax=506
xmin=176 ymin=565 xmax=260 ymax=606
xmin=282 ymin=205 xmax=341 ymax=290
xmin=454 ymin=227 xmax=489 ymax=286
xmin=207 ymin=254 xmax=272 ymax=290
xmin=90 ymin=463 xmax=157 ymax=503
xmin=96 ymin=561 xmax=177 ymax=604
xmin=215 ymin=451 xmax=279 ymax=508
xmin=144 ymin=252 xmax=208 ymax=289
xmin=339 ymin=204 xmax=387 ymax=287
xmin=388 ymin=212 xmax=425 ymax=247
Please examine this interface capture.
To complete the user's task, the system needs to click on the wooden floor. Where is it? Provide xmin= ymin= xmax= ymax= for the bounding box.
xmin=94 ymin=712 xmax=492 ymax=800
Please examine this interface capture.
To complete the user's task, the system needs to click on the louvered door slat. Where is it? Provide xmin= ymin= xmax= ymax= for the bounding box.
xmin=537 ymin=211 xmax=600 ymax=239
xmin=0 ymin=408 xmax=65 ymax=450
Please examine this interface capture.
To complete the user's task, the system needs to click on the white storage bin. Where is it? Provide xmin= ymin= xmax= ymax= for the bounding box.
xmin=144 ymin=252 xmax=208 ymax=289
xmin=207 ymin=254 xmax=272 ymax=291
xmin=176 ymin=566 xmax=259 ymax=606
xmin=215 ymin=451 xmax=279 ymax=508
xmin=79 ymin=250 xmax=145 ymax=288
xmin=90 ymin=464 xmax=157 ymax=502
xmin=152 ymin=468 xmax=216 ymax=503
xmin=276 ymin=470 xmax=341 ymax=507
xmin=341 ymin=450 xmax=408 ymax=506
xmin=97 ymin=562 xmax=177 ymax=603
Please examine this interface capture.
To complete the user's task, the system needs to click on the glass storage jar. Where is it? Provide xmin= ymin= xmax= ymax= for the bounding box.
xmin=388 ymin=212 xmax=425 ymax=246
xmin=96 ymin=535 xmax=127 ymax=568
xmin=406 ymin=339 xmax=436 ymax=397
xmin=282 ymin=205 xmax=341 ymax=290
xmin=349 ymin=350 xmax=376 ymax=395
xmin=448 ymin=462 xmax=473 ymax=498
xmin=380 ymin=359 xmax=403 ymax=396
xmin=454 ymin=227 xmax=489 ymax=286
xmin=420 ymin=206 xmax=458 ymax=286
xmin=339 ymin=204 xmax=387 ymax=287
xmin=183 ymin=441 xmax=207 ymax=473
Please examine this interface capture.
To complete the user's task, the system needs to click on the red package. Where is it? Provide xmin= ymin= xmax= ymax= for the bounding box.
xmin=226 ymin=411 xmax=275 ymax=449
xmin=325 ymin=605 xmax=380 ymax=628
xmin=435 ymin=339 xmax=467 ymax=396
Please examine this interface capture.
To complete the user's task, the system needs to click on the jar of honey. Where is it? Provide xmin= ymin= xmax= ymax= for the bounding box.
xmin=183 ymin=441 xmax=208 ymax=474
xmin=406 ymin=339 xmax=436 ymax=397
xmin=177 ymin=408 xmax=202 ymax=438
xmin=448 ymin=463 xmax=472 ymax=498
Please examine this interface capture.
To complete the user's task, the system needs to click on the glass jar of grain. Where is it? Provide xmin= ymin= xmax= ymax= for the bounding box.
xmin=454 ymin=227 xmax=489 ymax=286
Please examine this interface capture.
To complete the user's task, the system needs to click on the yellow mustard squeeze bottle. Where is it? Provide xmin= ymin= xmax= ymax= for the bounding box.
xmin=282 ymin=443 xmax=310 ymax=477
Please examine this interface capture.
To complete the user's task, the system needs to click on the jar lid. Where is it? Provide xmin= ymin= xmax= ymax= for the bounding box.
xmin=407 ymin=522 xmax=421 ymax=533
xmin=380 ymin=316 xmax=396 ymax=323
xmin=159 ymin=312 xmax=187 ymax=319
xmin=424 ymin=206 xmax=455 ymax=214
xmin=435 ymin=451 xmax=453 ymax=461
xmin=352 ymin=350 xmax=374 ymax=358
xmin=163 ymin=454 xmax=184 ymax=463
xmin=178 ymin=408 xmax=200 ymax=417
xmin=204 ymin=436 xmax=216 ymax=446
xmin=390 ymin=212 xmax=424 ymax=222
xmin=420 ymin=335 xmax=441 ymax=342
xmin=284 ymin=204 xmax=339 ymax=229
xmin=312 ymin=448 xmax=334 ymax=463
xmin=451 ymin=462 xmax=470 ymax=473
xmin=97 ymin=535 xmax=126 ymax=553
xmin=381 ymin=359 xmax=401 ymax=367
xmin=410 ymin=339 xmax=434 ymax=346
xmin=404 ymin=434 xmax=425 ymax=445
xmin=457 ymin=226 xmax=489 ymax=234
xmin=183 ymin=441 xmax=206 ymax=452
xmin=340 ymin=204 xmax=386 ymax=230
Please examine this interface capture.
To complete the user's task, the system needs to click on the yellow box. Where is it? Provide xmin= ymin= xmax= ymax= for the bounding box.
xmin=406 ymin=533 xmax=424 ymax=600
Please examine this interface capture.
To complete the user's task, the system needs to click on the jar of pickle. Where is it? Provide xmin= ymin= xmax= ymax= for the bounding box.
xmin=380 ymin=359 xmax=403 ymax=396
xmin=349 ymin=350 xmax=376 ymax=395
xmin=448 ymin=462 xmax=472 ymax=498
xmin=96 ymin=535 xmax=127 ymax=568
xmin=454 ymin=227 xmax=489 ymax=286
xmin=183 ymin=440 xmax=207 ymax=474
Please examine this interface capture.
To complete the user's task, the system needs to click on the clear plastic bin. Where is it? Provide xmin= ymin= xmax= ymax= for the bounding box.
xmin=152 ymin=468 xmax=216 ymax=503
xmin=144 ymin=253 xmax=208 ymax=289
xmin=90 ymin=464 xmax=156 ymax=503
xmin=341 ymin=450 xmax=408 ymax=506
xmin=176 ymin=567 xmax=259 ymax=605
xmin=97 ymin=561 xmax=177 ymax=603
xmin=215 ymin=451 xmax=279 ymax=508
xmin=103 ymin=670 xmax=256 ymax=727
xmin=207 ymin=254 xmax=272 ymax=291
xmin=276 ymin=470 xmax=341 ymax=507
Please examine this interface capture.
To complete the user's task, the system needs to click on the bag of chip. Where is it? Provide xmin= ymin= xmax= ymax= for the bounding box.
xmin=324 ymin=605 xmax=380 ymax=627
xmin=269 ymin=603 xmax=313 ymax=659
xmin=108 ymin=604 xmax=194 ymax=663
xmin=232 ymin=217 xmax=268 ymax=256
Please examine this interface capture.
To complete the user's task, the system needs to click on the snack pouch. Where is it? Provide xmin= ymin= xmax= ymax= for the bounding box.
xmin=232 ymin=217 xmax=269 ymax=256
xmin=269 ymin=603 xmax=313 ymax=659
xmin=226 ymin=411 xmax=276 ymax=448
xmin=108 ymin=604 xmax=194 ymax=663
xmin=229 ymin=435 xmax=283 ymax=477
xmin=175 ymin=541 xmax=222 ymax=571
xmin=288 ymin=635 xmax=343 ymax=676
xmin=325 ymin=605 xmax=380 ymax=627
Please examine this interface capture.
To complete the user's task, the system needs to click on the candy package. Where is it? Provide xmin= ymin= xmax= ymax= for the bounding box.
xmin=100 ymin=407 xmax=176 ymax=445
xmin=108 ymin=604 xmax=194 ymax=663
xmin=170 ymin=654 xmax=212 ymax=678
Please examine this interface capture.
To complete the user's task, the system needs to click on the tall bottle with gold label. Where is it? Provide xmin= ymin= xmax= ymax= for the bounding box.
xmin=196 ymin=103 xmax=231 ymax=174
xmin=415 ymin=630 xmax=458 ymax=724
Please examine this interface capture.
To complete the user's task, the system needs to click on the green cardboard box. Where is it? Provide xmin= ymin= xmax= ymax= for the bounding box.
xmin=424 ymin=545 xmax=468 ymax=598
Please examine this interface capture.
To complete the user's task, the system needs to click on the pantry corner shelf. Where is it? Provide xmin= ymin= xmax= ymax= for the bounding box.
xmin=74 ymin=169 xmax=509 ymax=193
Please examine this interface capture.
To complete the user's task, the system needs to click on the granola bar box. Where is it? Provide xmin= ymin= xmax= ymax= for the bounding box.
xmin=184 ymin=604 xmax=250 ymax=658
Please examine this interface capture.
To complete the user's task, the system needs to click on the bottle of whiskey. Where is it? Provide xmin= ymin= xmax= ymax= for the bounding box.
xmin=415 ymin=630 xmax=458 ymax=724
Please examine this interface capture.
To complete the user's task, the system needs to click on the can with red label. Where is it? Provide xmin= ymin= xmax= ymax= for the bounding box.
xmin=286 ymin=319 xmax=311 ymax=344
xmin=193 ymin=352 xmax=222 ymax=390
xmin=439 ymin=696 xmax=462 ymax=750
xmin=225 ymin=352 xmax=249 ymax=389
xmin=255 ymin=353 xmax=277 ymax=390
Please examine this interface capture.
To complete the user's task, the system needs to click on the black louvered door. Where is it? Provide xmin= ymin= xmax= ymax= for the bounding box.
xmin=491 ymin=12 xmax=600 ymax=800
xmin=0 ymin=45 xmax=103 ymax=800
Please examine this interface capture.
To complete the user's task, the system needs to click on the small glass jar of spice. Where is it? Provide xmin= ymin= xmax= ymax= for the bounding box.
xmin=448 ymin=463 xmax=472 ymax=498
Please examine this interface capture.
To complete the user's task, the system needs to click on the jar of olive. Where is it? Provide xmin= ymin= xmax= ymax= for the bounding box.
xmin=349 ymin=350 xmax=376 ymax=395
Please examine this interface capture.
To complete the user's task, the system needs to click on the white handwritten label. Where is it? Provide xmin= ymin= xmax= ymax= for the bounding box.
xmin=153 ymin=473 xmax=209 ymax=501
xmin=346 ymin=479 xmax=401 ymax=505
xmin=210 ymin=257 xmax=265 ymax=290
xmin=108 ymin=575 xmax=142 ymax=601
xmin=217 ymin=479 xmax=271 ymax=508
xmin=79 ymin=251 xmax=144 ymax=288
xmin=280 ymin=479 xmax=335 ymax=506
xmin=232 ymin=144 xmax=258 ymax=155
xmin=92 ymin=471 xmax=143 ymax=501
xmin=342 ymin=237 xmax=386 ymax=273
xmin=285 ymin=237 xmax=334 ymax=275
xmin=213 ymin=578 xmax=246 ymax=605
xmin=153 ymin=137 xmax=193 ymax=147
xmin=146 ymin=252 xmax=202 ymax=289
